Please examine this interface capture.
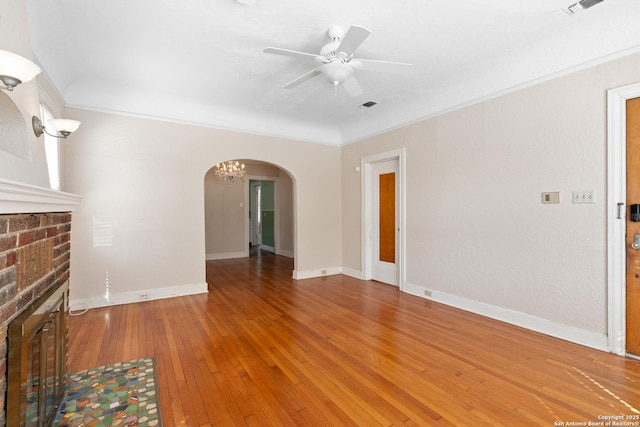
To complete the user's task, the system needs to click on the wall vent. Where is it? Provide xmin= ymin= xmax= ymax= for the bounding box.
xmin=359 ymin=101 xmax=378 ymax=109
xmin=563 ymin=0 xmax=604 ymax=15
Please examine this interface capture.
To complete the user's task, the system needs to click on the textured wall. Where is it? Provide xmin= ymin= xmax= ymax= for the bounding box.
xmin=0 ymin=0 xmax=51 ymax=187
xmin=64 ymin=108 xmax=341 ymax=306
xmin=0 ymin=92 xmax=28 ymax=158
xmin=342 ymin=51 xmax=640 ymax=339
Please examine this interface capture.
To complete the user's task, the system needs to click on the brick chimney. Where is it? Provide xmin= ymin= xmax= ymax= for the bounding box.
xmin=0 ymin=179 xmax=81 ymax=425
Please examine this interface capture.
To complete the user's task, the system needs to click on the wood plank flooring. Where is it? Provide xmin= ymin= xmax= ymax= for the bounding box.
xmin=67 ymin=249 xmax=640 ymax=426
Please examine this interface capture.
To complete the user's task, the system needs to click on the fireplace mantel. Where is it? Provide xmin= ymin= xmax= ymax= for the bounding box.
xmin=0 ymin=178 xmax=82 ymax=214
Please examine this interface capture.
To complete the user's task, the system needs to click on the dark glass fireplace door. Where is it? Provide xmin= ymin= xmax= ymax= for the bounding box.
xmin=8 ymin=282 xmax=68 ymax=426
xmin=23 ymin=308 xmax=63 ymax=426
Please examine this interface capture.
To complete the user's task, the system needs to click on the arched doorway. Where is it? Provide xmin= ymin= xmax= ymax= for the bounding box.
xmin=203 ymin=160 xmax=295 ymax=265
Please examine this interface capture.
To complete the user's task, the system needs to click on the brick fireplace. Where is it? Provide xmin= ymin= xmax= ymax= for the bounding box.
xmin=0 ymin=179 xmax=81 ymax=426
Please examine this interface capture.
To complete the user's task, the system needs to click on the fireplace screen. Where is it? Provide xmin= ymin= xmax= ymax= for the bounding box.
xmin=8 ymin=281 xmax=68 ymax=426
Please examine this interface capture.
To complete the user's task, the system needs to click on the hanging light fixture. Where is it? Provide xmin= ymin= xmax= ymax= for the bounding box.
xmin=32 ymin=116 xmax=81 ymax=139
xmin=214 ymin=160 xmax=246 ymax=184
xmin=0 ymin=50 xmax=41 ymax=91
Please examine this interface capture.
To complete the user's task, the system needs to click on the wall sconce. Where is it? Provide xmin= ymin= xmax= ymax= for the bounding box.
xmin=32 ymin=116 xmax=81 ymax=139
xmin=0 ymin=50 xmax=41 ymax=91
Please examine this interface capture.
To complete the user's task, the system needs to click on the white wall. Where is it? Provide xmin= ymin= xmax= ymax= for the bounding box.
xmin=64 ymin=108 xmax=342 ymax=308
xmin=342 ymin=51 xmax=640 ymax=351
xmin=204 ymin=168 xmax=246 ymax=259
xmin=278 ymin=169 xmax=295 ymax=257
xmin=0 ymin=0 xmax=50 ymax=187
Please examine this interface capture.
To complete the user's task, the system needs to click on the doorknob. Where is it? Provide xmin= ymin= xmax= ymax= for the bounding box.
xmin=632 ymin=233 xmax=640 ymax=250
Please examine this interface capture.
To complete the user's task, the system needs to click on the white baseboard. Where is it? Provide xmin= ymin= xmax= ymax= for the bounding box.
xmin=206 ymin=251 xmax=247 ymax=260
xmin=341 ymin=267 xmax=363 ymax=280
xmin=292 ymin=266 xmax=362 ymax=280
xmin=69 ymin=282 xmax=208 ymax=311
xmin=260 ymin=245 xmax=275 ymax=253
xmin=277 ymin=249 xmax=294 ymax=258
xmin=293 ymin=266 xmax=342 ymax=280
xmin=403 ymin=282 xmax=609 ymax=352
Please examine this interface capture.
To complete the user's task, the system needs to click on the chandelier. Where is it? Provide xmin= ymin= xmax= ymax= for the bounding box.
xmin=214 ymin=160 xmax=246 ymax=184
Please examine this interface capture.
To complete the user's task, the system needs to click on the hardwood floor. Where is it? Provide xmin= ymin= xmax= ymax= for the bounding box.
xmin=68 ymin=250 xmax=640 ymax=426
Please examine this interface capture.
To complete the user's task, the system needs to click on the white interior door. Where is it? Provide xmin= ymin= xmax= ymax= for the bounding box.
xmin=372 ymin=159 xmax=399 ymax=286
xmin=251 ymin=182 xmax=261 ymax=246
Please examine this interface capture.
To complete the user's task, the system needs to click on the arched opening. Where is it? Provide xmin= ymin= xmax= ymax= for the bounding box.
xmin=203 ymin=159 xmax=296 ymax=270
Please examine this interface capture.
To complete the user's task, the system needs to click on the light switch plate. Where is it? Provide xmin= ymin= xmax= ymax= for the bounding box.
xmin=572 ymin=190 xmax=595 ymax=204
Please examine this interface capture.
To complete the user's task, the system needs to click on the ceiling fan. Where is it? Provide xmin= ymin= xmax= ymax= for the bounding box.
xmin=263 ymin=25 xmax=413 ymax=97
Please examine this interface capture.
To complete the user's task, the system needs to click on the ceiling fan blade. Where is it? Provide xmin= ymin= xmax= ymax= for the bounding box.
xmin=282 ymin=67 xmax=322 ymax=89
xmin=342 ymin=76 xmax=363 ymax=97
xmin=263 ymin=47 xmax=318 ymax=60
xmin=352 ymin=58 xmax=414 ymax=74
xmin=336 ymin=25 xmax=371 ymax=57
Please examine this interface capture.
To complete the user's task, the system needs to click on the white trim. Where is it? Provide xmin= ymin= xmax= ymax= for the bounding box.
xmin=206 ymin=251 xmax=247 ymax=261
xmin=69 ymin=282 xmax=208 ymax=310
xmin=607 ymin=82 xmax=640 ymax=356
xmin=36 ymin=71 xmax=65 ymax=117
xmin=249 ymin=181 xmax=261 ymax=247
xmin=245 ymin=175 xmax=280 ymax=256
xmin=292 ymin=266 xmax=342 ymax=280
xmin=0 ymin=178 xmax=82 ymax=214
xmin=361 ymin=148 xmax=407 ymax=290
xmin=343 ymin=47 xmax=640 ymax=147
xmin=291 ymin=266 xmax=362 ymax=280
xmin=276 ymin=249 xmax=294 ymax=258
xmin=260 ymin=244 xmax=275 ymax=253
xmin=403 ymin=282 xmax=609 ymax=352
xmin=341 ymin=267 xmax=363 ymax=280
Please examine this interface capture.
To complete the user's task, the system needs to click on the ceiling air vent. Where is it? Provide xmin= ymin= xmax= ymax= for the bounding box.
xmin=563 ymin=0 xmax=604 ymax=15
xmin=359 ymin=101 xmax=378 ymax=109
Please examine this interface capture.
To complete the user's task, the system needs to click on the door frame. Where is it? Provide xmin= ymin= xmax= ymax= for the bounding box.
xmin=607 ymin=81 xmax=640 ymax=356
xmin=245 ymin=176 xmax=279 ymax=254
xmin=361 ymin=148 xmax=406 ymax=290
xmin=250 ymin=181 xmax=261 ymax=247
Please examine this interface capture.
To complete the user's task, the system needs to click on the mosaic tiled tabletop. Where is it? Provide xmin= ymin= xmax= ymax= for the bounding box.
xmin=54 ymin=357 xmax=162 ymax=426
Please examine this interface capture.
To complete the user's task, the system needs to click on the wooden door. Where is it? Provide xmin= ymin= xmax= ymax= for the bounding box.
xmin=626 ymin=97 xmax=640 ymax=356
xmin=379 ymin=172 xmax=396 ymax=264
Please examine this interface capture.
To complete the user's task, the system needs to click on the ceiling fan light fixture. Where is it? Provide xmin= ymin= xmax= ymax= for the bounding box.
xmin=263 ymin=25 xmax=413 ymax=97
xmin=321 ymin=62 xmax=354 ymax=86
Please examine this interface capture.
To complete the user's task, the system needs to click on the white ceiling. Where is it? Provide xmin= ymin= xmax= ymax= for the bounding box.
xmin=24 ymin=0 xmax=640 ymax=146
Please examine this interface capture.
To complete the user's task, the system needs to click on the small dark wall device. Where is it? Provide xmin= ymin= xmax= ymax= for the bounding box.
xmin=631 ymin=204 xmax=640 ymax=222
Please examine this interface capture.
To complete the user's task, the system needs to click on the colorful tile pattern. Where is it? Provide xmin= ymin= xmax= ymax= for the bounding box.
xmin=54 ymin=357 xmax=162 ymax=426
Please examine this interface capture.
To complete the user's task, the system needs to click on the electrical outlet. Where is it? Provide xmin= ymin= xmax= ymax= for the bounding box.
xmin=424 ymin=290 xmax=432 ymax=297
xmin=541 ymin=192 xmax=560 ymax=204
xmin=321 ymin=269 xmax=327 ymax=275
xmin=138 ymin=292 xmax=150 ymax=300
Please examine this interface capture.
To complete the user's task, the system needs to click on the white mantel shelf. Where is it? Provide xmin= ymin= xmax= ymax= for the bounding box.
xmin=0 ymin=178 xmax=82 ymax=214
